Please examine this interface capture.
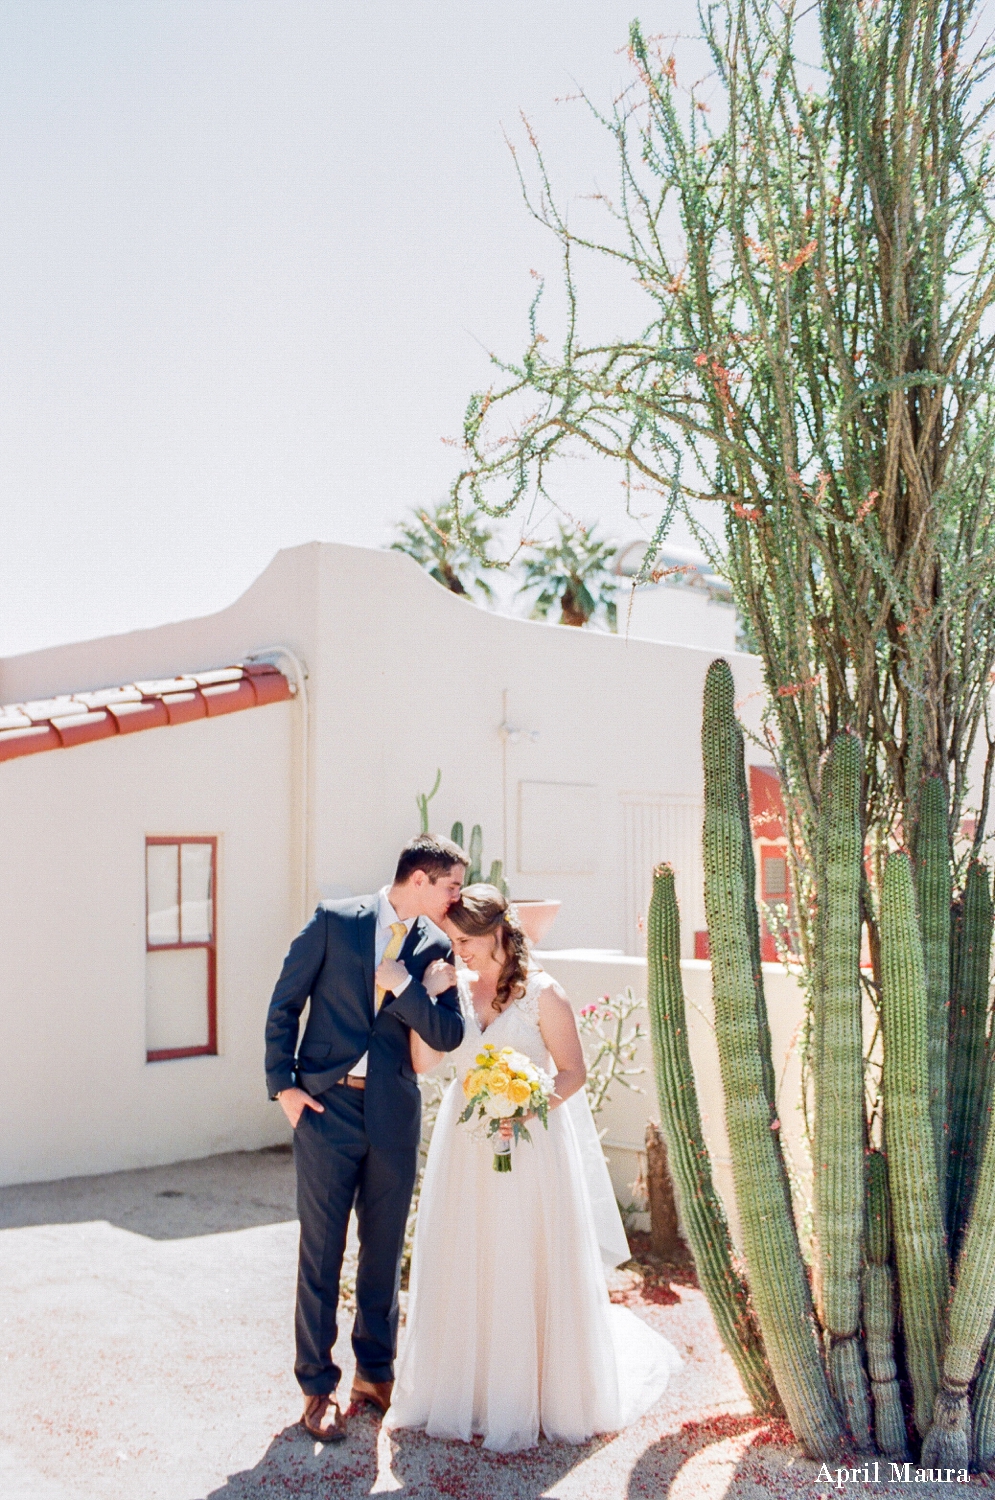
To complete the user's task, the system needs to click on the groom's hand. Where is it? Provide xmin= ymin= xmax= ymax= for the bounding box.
xmin=277 ymin=1087 xmax=324 ymax=1129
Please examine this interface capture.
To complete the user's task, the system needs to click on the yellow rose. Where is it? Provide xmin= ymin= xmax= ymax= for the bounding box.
xmin=463 ymin=1070 xmax=486 ymax=1098
xmin=488 ymin=1068 xmax=512 ymax=1095
xmin=507 ymin=1078 xmax=531 ymax=1107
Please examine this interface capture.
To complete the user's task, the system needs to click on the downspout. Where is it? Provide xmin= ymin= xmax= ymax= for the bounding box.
xmin=244 ymin=647 xmax=311 ymax=928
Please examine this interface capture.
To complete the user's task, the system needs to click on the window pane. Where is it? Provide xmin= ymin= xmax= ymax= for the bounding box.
xmin=764 ymin=854 xmax=788 ymax=898
xmin=147 ymin=843 xmax=179 ymax=945
xmin=180 ymin=843 xmax=213 ymax=943
xmin=146 ymin=947 xmax=209 ymax=1052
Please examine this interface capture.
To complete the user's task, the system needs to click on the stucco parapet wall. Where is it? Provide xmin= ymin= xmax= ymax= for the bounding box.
xmin=0 ymin=662 xmax=292 ymax=762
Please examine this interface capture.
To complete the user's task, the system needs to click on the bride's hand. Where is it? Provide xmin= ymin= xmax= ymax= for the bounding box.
xmin=423 ymin=959 xmax=457 ymax=997
xmin=499 ymin=1111 xmax=535 ymax=1139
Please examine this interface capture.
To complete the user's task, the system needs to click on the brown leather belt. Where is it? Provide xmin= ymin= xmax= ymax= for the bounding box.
xmin=337 ymin=1075 xmax=366 ymax=1090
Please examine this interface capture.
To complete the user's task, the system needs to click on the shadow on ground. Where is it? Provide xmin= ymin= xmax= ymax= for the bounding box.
xmin=0 ymin=1145 xmax=297 ymax=1239
xmin=202 ymin=1409 xmax=600 ymax=1500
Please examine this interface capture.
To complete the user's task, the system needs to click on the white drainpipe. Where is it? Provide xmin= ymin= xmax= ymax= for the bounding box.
xmin=244 ymin=647 xmax=311 ymax=928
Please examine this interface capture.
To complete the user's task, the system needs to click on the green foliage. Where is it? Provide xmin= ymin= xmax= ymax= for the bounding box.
xmin=391 ymin=499 xmax=496 ymax=602
xmin=518 ymin=521 xmax=618 ymax=630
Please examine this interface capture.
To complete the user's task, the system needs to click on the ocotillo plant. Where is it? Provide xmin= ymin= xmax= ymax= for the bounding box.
xmin=646 ymin=658 xmax=995 ymax=1466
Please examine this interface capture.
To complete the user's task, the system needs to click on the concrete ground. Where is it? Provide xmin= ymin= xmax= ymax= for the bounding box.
xmin=2 ymin=1150 xmax=994 ymax=1500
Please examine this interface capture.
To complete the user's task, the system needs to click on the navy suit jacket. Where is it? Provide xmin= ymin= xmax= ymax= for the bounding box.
xmin=264 ymin=896 xmax=464 ymax=1150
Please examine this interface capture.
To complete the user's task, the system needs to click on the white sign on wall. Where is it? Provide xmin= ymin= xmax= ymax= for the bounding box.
xmin=517 ymin=781 xmax=598 ymax=875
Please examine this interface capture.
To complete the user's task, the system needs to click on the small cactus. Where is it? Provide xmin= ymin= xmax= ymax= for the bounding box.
xmin=487 ymin=858 xmax=510 ymax=899
xmin=467 ymin=825 xmax=483 ymax=884
xmin=450 ymin=820 xmax=465 ymax=851
xmin=416 ymin=769 xmax=442 ymax=834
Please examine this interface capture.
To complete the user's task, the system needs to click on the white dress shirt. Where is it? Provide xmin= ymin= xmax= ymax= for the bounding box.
xmin=348 ymin=887 xmax=415 ymax=1078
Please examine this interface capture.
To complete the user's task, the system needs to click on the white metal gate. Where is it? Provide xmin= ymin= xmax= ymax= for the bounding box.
xmin=620 ymin=793 xmax=704 ymax=957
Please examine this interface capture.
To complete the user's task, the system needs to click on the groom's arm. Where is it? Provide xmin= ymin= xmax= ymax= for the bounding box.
xmin=387 ymin=950 xmax=464 ymax=1054
xmin=264 ymin=907 xmax=328 ymax=1098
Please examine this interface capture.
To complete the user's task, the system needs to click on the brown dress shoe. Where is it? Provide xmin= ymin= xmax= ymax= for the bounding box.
xmin=301 ymin=1393 xmax=347 ymax=1442
xmin=350 ymin=1372 xmax=394 ymax=1414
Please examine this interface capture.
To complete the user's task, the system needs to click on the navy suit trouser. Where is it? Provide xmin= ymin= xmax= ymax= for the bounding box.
xmin=292 ymin=1083 xmax=418 ymax=1395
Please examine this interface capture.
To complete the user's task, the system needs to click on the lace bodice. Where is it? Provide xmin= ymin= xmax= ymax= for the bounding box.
xmin=448 ymin=966 xmax=551 ymax=1075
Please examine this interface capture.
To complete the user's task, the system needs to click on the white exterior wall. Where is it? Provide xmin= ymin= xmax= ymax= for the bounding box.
xmin=0 ymin=702 xmax=295 ymax=1185
xmin=0 ymin=541 xmax=769 ymax=1185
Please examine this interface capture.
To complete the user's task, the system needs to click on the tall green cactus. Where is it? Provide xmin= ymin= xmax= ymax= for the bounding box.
xmin=646 ymin=862 xmax=781 ymax=1415
xmin=862 ymin=1151 xmax=908 ymax=1459
xmin=467 ymin=824 xmax=483 ymax=884
xmin=915 ymin=777 xmax=952 ymax=1189
xmin=450 ymin=820 xmax=465 ymax=852
xmin=923 ymin=1021 xmax=995 ymax=1467
xmin=880 ymin=851 xmax=950 ymax=1436
xmin=702 ymin=659 xmax=845 ymax=1461
xmin=813 ymin=731 xmax=870 ymax=1449
xmin=487 ymin=858 xmax=510 ymax=899
xmin=947 ymin=860 xmax=993 ymax=1252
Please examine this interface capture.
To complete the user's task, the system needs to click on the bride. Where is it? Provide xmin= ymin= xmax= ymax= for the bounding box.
xmin=385 ymin=884 xmax=682 ymax=1453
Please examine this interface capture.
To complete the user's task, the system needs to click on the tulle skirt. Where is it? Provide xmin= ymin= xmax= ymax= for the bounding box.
xmin=386 ymin=1079 xmax=682 ymax=1452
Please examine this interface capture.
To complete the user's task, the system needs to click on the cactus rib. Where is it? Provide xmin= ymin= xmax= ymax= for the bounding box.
xmin=813 ymin=732 xmax=870 ymax=1450
xmin=647 ymin=862 xmax=781 ymax=1415
xmin=702 ymin=659 xmax=845 ymax=1461
xmin=880 ymin=851 xmax=950 ymax=1436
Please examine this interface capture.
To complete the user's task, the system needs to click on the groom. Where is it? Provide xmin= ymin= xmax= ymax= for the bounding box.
xmin=265 ymin=833 xmax=467 ymax=1442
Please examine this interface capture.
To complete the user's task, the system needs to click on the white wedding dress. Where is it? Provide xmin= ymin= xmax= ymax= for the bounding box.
xmin=386 ymin=967 xmax=682 ymax=1452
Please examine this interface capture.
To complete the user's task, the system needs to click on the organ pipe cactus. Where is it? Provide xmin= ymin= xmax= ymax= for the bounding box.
xmin=879 ymin=852 xmax=950 ymax=1436
xmin=701 ymin=659 xmax=845 ymax=1461
xmin=646 ymin=862 xmax=781 ymax=1415
xmin=646 ymin=658 xmax=995 ymax=1462
xmin=467 ymin=824 xmax=483 ymax=884
xmin=947 ymin=860 xmax=993 ymax=1252
xmin=862 ymin=1152 xmax=908 ymax=1459
xmin=914 ymin=778 xmax=952 ymax=1187
xmin=813 ymin=732 xmax=870 ymax=1450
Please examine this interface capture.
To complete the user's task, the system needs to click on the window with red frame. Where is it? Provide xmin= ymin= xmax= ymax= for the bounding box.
xmin=145 ymin=837 xmax=217 ymax=1062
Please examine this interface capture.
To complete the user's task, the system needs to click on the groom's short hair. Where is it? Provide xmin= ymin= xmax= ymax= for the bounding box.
xmin=395 ymin=834 xmax=468 ymax=885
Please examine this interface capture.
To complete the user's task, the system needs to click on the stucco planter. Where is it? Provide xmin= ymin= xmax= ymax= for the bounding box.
xmin=513 ymin=899 xmax=561 ymax=946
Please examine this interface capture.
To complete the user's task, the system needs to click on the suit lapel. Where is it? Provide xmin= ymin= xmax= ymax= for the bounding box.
xmin=356 ymin=902 xmax=377 ymax=1017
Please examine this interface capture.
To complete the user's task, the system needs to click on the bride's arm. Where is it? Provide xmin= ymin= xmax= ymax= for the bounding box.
xmin=408 ymin=958 xmax=456 ymax=1073
xmin=410 ymin=1030 xmax=445 ymax=1073
xmin=537 ymin=981 xmax=587 ymax=1108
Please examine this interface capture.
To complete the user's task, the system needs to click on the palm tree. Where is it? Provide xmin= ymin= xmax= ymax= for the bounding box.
xmin=390 ymin=500 xmax=495 ymax=602
xmin=518 ymin=523 xmax=618 ymax=629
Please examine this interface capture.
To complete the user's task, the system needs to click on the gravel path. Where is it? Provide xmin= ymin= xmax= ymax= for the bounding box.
xmin=2 ymin=1149 xmax=993 ymax=1499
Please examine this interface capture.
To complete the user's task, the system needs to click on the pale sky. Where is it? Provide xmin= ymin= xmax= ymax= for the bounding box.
xmin=0 ymin=0 xmax=708 ymax=657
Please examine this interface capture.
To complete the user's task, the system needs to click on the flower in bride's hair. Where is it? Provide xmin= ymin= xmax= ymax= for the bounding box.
xmin=507 ymin=1078 xmax=531 ymax=1107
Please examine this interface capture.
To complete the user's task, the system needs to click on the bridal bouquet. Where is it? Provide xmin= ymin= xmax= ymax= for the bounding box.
xmin=458 ymin=1044 xmax=553 ymax=1172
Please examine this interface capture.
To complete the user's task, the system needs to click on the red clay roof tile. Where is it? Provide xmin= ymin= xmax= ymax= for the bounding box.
xmin=0 ymin=662 xmax=291 ymax=763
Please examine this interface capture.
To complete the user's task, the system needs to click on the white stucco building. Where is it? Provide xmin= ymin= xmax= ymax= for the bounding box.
xmin=0 ymin=542 xmax=771 ymax=1192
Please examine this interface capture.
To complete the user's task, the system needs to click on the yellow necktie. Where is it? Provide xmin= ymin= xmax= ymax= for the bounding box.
xmin=376 ymin=921 xmax=408 ymax=1010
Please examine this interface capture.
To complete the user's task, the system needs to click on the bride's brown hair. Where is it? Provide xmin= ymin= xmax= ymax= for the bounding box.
xmin=447 ymin=884 xmax=530 ymax=1014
